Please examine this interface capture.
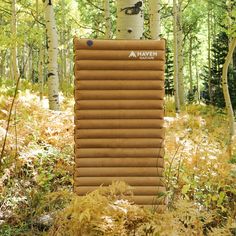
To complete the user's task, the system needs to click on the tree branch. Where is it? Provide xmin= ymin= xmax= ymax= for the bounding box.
xmin=0 ymin=48 xmax=33 ymax=167
xmin=86 ymin=0 xmax=104 ymax=11
xmin=0 ymin=6 xmax=11 ymax=15
xmin=70 ymin=15 xmax=105 ymax=35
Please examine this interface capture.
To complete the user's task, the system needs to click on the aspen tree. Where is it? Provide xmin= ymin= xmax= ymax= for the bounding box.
xmin=222 ymin=0 xmax=235 ymax=153
xmin=176 ymin=0 xmax=184 ymax=106
xmin=207 ymin=2 xmax=212 ymax=103
xmin=104 ymin=0 xmax=111 ymax=39
xmin=11 ymin=0 xmax=19 ymax=82
xmin=27 ymin=46 xmax=33 ymax=81
xmin=116 ymin=0 xmax=144 ymax=39
xmin=61 ymin=0 xmax=67 ymax=90
xmin=195 ymin=57 xmax=200 ymax=103
xmin=36 ymin=0 xmax=44 ymax=100
xmin=173 ymin=0 xmax=180 ymax=113
xmin=222 ymin=38 xmax=236 ymax=157
xmin=38 ymin=47 xmax=44 ymax=100
xmin=149 ymin=0 xmax=161 ymax=40
xmin=189 ymin=35 xmax=193 ymax=94
xmin=43 ymin=0 xmax=60 ymax=110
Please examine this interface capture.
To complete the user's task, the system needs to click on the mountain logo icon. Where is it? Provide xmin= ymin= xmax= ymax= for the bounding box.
xmin=129 ymin=51 xmax=137 ymax=58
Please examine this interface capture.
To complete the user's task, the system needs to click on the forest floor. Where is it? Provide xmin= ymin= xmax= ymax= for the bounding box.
xmin=0 ymin=90 xmax=236 ymax=235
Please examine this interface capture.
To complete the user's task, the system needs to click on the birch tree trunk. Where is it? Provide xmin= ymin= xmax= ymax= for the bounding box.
xmin=177 ymin=0 xmax=184 ymax=106
xmin=189 ymin=35 xmax=193 ymax=94
xmin=36 ymin=0 xmax=44 ymax=100
xmin=11 ymin=0 xmax=19 ymax=82
xmin=27 ymin=47 xmax=33 ymax=81
xmin=116 ymin=0 xmax=144 ymax=39
xmin=43 ymin=0 xmax=60 ymax=110
xmin=173 ymin=0 xmax=180 ymax=113
xmin=222 ymin=38 xmax=236 ymax=147
xmin=0 ymin=51 xmax=6 ymax=80
xmin=104 ymin=0 xmax=111 ymax=39
xmin=61 ymin=0 xmax=66 ymax=88
xmin=195 ymin=57 xmax=200 ymax=103
xmin=207 ymin=3 xmax=212 ymax=103
xmin=63 ymin=36 xmax=67 ymax=93
xmin=38 ymin=46 xmax=44 ymax=100
xmin=149 ymin=0 xmax=161 ymax=40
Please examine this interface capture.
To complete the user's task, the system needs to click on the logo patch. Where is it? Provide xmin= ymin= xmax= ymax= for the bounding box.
xmin=128 ymin=51 xmax=158 ymax=60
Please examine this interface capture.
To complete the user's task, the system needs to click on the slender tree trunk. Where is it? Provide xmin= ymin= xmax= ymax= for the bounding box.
xmin=0 ymin=50 xmax=6 ymax=80
xmin=62 ymin=0 xmax=67 ymax=93
xmin=189 ymin=36 xmax=193 ymax=94
xmin=116 ymin=0 xmax=144 ymax=39
xmin=59 ymin=37 xmax=64 ymax=84
xmin=207 ymin=4 xmax=212 ymax=103
xmin=27 ymin=47 xmax=33 ymax=81
xmin=233 ymin=43 xmax=236 ymax=69
xmin=22 ymin=44 xmax=27 ymax=79
xmin=60 ymin=0 xmax=66 ymax=89
xmin=222 ymin=38 xmax=236 ymax=151
xmin=38 ymin=46 xmax=44 ymax=100
xmin=67 ymin=28 xmax=71 ymax=89
xmin=36 ymin=0 xmax=43 ymax=99
xmin=11 ymin=0 xmax=19 ymax=82
xmin=222 ymin=0 xmax=235 ymax=149
xmin=43 ymin=0 xmax=59 ymax=110
xmin=63 ymin=38 xmax=67 ymax=94
xmin=149 ymin=0 xmax=161 ymax=40
xmin=177 ymin=0 xmax=184 ymax=106
xmin=173 ymin=0 xmax=180 ymax=113
xmin=195 ymin=56 xmax=200 ymax=103
xmin=104 ymin=0 xmax=111 ymax=39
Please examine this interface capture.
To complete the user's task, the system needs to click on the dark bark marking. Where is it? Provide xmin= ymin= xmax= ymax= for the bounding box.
xmin=48 ymin=72 xmax=55 ymax=77
xmin=121 ymin=1 xmax=142 ymax=15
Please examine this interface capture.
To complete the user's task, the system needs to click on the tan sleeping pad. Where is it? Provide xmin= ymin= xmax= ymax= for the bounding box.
xmin=74 ymin=38 xmax=166 ymax=209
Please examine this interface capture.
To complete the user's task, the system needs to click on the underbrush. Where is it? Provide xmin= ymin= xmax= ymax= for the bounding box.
xmin=0 ymin=90 xmax=235 ymax=235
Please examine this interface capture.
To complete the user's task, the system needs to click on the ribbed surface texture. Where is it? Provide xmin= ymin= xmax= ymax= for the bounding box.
xmin=74 ymin=38 xmax=166 ymax=209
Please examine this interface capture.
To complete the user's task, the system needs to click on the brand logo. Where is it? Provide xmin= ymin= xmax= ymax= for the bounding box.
xmin=128 ymin=51 xmax=158 ymax=60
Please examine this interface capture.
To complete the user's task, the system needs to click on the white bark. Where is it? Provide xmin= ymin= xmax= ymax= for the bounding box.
xmin=0 ymin=51 xmax=6 ymax=79
xmin=195 ymin=57 xmax=200 ymax=103
xmin=116 ymin=0 xmax=144 ymax=39
xmin=222 ymin=38 xmax=236 ymax=140
xmin=173 ymin=0 xmax=180 ymax=113
xmin=11 ymin=0 xmax=19 ymax=82
xmin=189 ymin=36 xmax=193 ymax=94
xmin=38 ymin=46 xmax=44 ymax=100
xmin=27 ymin=48 xmax=33 ymax=81
xmin=149 ymin=0 xmax=161 ymax=40
xmin=104 ymin=0 xmax=111 ymax=39
xmin=36 ymin=0 xmax=44 ymax=100
xmin=43 ymin=0 xmax=59 ymax=110
xmin=63 ymin=41 xmax=67 ymax=87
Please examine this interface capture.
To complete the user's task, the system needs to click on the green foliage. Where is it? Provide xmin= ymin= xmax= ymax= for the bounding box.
xmin=201 ymin=32 xmax=236 ymax=110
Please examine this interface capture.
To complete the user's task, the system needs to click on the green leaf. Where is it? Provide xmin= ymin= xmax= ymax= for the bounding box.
xmin=181 ymin=184 xmax=191 ymax=194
